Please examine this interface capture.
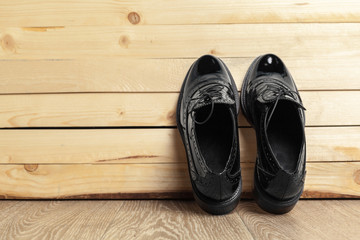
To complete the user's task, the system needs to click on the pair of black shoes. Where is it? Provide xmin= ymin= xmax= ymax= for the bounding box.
xmin=177 ymin=54 xmax=306 ymax=215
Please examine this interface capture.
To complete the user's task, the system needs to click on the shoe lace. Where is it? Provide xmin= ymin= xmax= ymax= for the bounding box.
xmin=249 ymin=78 xmax=306 ymax=128
xmin=188 ymin=83 xmax=232 ymax=125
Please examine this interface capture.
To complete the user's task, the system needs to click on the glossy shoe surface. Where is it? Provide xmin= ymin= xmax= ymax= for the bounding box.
xmin=177 ymin=55 xmax=242 ymax=215
xmin=241 ymin=54 xmax=306 ymax=214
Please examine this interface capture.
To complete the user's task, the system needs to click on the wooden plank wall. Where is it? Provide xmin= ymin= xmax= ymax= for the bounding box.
xmin=0 ymin=0 xmax=359 ymax=199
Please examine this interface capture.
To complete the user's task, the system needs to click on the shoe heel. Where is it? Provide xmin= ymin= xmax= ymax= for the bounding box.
xmin=192 ymin=180 xmax=242 ymax=215
xmin=253 ymin=175 xmax=302 ymax=214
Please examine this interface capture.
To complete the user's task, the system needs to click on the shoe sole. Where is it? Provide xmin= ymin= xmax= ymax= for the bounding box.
xmin=176 ymin=57 xmax=242 ymax=215
xmin=241 ymin=55 xmax=302 ymax=214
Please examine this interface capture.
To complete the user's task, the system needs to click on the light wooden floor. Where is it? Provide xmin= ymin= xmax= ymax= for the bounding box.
xmin=0 ymin=200 xmax=358 ymax=240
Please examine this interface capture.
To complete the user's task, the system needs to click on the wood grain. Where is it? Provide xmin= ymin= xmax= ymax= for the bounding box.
xmin=1 ymin=24 xmax=360 ymax=59
xmin=100 ymin=200 xmax=253 ymax=240
xmin=0 ymin=162 xmax=359 ymax=199
xmin=304 ymin=162 xmax=360 ymax=198
xmin=0 ymin=127 xmax=358 ymax=164
xmin=1 ymin=0 xmax=360 ymax=26
xmin=1 ymin=200 xmax=359 ymax=240
xmin=0 ymin=93 xmax=178 ymax=127
xmin=0 ymin=91 xmax=358 ymax=127
xmin=237 ymin=200 xmax=360 ymax=240
xmin=0 ymin=0 xmax=358 ymax=202
xmin=0 ymin=201 xmax=122 ymax=239
xmin=0 ymin=163 xmax=191 ymax=199
xmin=1 ymin=56 xmax=359 ymax=94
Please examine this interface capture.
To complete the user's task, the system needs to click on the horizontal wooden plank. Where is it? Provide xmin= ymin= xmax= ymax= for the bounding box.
xmin=1 ymin=24 xmax=360 ymax=59
xmin=303 ymin=162 xmax=360 ymax=198
xmin=0 ymin=163 xmax=190 ymax=199
xmin=306 ymin=127 xmax=360 ymax=162
xmin=1 ymin=56 xmax=359 ymax=94
xmin=0 ymin=127 xmax=358 ymax=164
xmin=0 ymin=93 xmax=177 ymax=127
xmin=0 ymin=162 xmax=359 ymax=199
xmin=0 ymin=91 xmax=358 ymax=127
xmin=1 ymin=0 xmax=360 ymax=26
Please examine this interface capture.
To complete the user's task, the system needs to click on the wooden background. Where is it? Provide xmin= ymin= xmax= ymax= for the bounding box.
xmin=0 ymin=0 xmax=359 ymax=199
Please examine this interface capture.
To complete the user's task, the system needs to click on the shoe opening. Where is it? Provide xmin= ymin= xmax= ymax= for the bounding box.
xmin=195 ymin=104 xmax=234 ymax=174
xmin=266 ymin=100 xmax=304 ymax=173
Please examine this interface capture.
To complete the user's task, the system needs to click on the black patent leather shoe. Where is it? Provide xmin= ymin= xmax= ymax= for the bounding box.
xmin=241 ymin=54 xmax=306 ymax=214
xmin=176 ymin=55 xmax=242 ymax=215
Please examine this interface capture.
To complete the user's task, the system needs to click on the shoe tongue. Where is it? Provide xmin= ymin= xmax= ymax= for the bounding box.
xmin=191 ymin=84 xmax=235 ymax=112
xmin=192 ymin=98 xmax=234 ymax=112
xmin=255 ymin=74 xmax=299 ymax=104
